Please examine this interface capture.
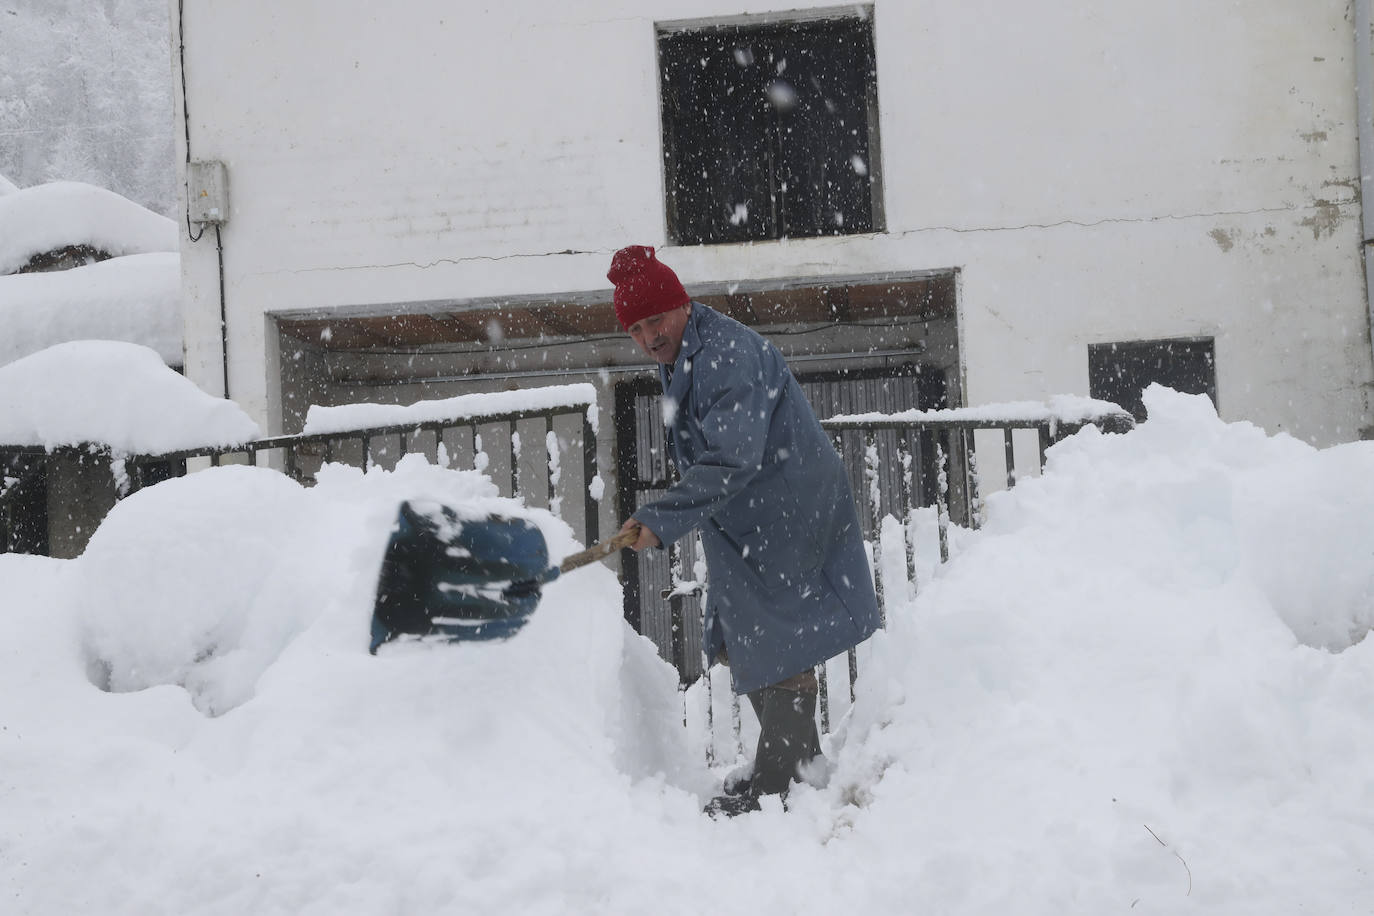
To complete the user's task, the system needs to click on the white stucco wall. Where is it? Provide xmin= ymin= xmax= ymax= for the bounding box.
xmin=173 ymin=0 xmax=1373 ymax=445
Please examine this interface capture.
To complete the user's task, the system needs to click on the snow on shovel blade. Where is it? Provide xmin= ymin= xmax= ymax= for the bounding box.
xmin=370 ymin=500 xmax=555 ymax=653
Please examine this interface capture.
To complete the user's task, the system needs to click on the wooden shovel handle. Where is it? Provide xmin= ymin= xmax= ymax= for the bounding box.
xmin=558 ymin=525 xmax=642 ymax=574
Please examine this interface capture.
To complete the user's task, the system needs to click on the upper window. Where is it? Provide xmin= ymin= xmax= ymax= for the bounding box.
xmin=657 ymin=10 xmax=883 ymax=246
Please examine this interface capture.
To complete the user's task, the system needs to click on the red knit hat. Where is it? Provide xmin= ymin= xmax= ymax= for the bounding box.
xmin=607 ymin=245 xmax=689 ymax=330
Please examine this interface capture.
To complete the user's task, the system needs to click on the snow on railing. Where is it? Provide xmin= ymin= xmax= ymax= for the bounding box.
xmin=697 ymin=397 xmax=1135 ymax=761
xmin=156 ymin=384 xmax=604 ymax=549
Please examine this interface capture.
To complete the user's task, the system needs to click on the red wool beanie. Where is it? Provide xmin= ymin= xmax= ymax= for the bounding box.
xmin=607 ymin=245 xmax=689 ymax=330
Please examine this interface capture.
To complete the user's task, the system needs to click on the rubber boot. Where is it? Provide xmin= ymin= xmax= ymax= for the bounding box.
xmin=704 ymin=680 xmax=821 ymax=818
xmin=745 ymin=685 xmax=822 ymax=797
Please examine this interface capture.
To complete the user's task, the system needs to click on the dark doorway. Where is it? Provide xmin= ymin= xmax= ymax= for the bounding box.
xmin=1088 ymin=337 xmax=1217 ymax=422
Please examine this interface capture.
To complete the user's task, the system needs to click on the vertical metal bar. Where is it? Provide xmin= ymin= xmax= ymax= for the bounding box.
xmin=864 ymin=429 xmax=885 ymax=625
xmin=470 ymin=425 xmax=480 ymax=471
xmin=509 ymin=419 xmax=519 ymax=499
xmin=936 ymin=436 xmax=950 ymax=564
xmin=704 ymin=671 xmax=715 ymax=767
xmin=210 ymin=451 xmax=221 ymax=468
xmin=286 ymin=444 xmax=298 ymax=482
xmin=546 ymin=414 xmax=557 ymax=510
xmin=582 ymin=412 xmax=599 ymax=545
xmin=964 ymin=428 xmax=982 ymax=530
xmin=397 ymin=430 xmax=408 ymax=459
xmin=324 ymin=438 xmax=334 ymax=465
xmin=1004 ymin=428 xmax=1016 ymax=489
xmin=900 ymin=427 xmax=918 ymax=596
xmin=1038 ymin=423 xmax=1051 ymax=470
xmin=731 ymin=690 xmax=742 ymax=760
xmin=818 ymin=661 xmax=831 ymax=734
xmin=361 ymin=436 xmax=370 ymax=472
xmin=847 ymin=646 xmax=858 ymax=704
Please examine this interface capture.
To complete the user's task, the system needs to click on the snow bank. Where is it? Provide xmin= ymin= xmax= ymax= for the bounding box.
xmin=0 ymin=180 xmax=177 ymax=275
xmin=303 ymin=382 xmax=600 ymax=435
xmin=2 ymin=455 xmax=696 ymax=914
xmin=3 ymin=386 xmax=1373 ymax=914
xmin=0 ymin=340 xmax=260 ymax=452
xmin=0 ymin=251 xmax=183 ymax=367
xmin=828 ymin=385 xmax=1374 ymax=911
xmin=0 ymin=173 xmax=18 ymax=195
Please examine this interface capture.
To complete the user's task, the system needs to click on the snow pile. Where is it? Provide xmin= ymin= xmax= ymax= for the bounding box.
xmin=0 ymin=173 xmax=18 ymax=195
xmin=2 ymin=386 xmax=1373 ymax=914
xmin=0 ymin=252 xmax=183 ymax=367
xmin=826 ymin=385 xmax=1374 ymax=910
xmin=1 ymin=455 xmax=695 ymax=913
xmin=0 ymin=180 xmax=177 ymax=276
xmin=0 ymin=341 xmax=259 ymax=452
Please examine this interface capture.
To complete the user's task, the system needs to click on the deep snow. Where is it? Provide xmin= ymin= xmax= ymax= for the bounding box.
xmin=2 ymin=386 xmax=1373 ymax=914
xmin=0 ymin=181 xmax=177 ymax=276
xmin=0 ymin=341 xmax=259 ymax=452
xmin=0 ymin=253 xmax=183 ymax=367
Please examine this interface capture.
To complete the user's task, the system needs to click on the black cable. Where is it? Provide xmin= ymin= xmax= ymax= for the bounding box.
xmin=177 ymin=0 xmax=205 ymax=243
xmin=215 ymin=225 xmax=229 ymax=397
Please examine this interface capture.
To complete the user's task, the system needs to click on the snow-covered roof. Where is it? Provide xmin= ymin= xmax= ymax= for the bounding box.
xmin=0 ymin=340 xmax=261 ymax=454
xmin=0 ymin=181 xmax=177 ymax=276
xmin=0 ymin=252 xmax=183 ymax=368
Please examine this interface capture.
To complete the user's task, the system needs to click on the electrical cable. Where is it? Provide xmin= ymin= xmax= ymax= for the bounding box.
xmin=215 ymin=225 xmax=229 ymax=398
xmin=178 ymin=0 xmax=205 ymax=243
xmin=178 ymin=0 xmax=232 ymax=398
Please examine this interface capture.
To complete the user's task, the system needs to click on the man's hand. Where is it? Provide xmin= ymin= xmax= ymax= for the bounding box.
xmin=619 ymin=517 xmax=662 ymax=551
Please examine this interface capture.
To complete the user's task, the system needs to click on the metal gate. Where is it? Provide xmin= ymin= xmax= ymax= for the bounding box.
xmin=614 ymin=363 xmax=946 ymax=683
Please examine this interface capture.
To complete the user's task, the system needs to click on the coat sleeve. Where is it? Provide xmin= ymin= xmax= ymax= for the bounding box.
xmin=632 ymin=347 xmax=779 ymax=548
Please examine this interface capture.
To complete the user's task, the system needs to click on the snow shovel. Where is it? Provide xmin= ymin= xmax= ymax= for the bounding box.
xmin=369 ymin=500 xmax=639 ymax=653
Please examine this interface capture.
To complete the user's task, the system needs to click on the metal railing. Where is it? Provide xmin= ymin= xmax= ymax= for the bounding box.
xmin=695 ymin=403 xmax=1134 ymax=763
xmin=2 ymin=397 xmax=602 ymax=557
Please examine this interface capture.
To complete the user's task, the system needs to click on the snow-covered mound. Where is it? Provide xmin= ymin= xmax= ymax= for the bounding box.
xmin=0 ymin=180 xmax=176 ymax=275
xmin=0 ymin=340 xmax=259 ymax=452
xmin=0 ymin=251 xmax=183 ymax=367
xmin=1 ymin=386 xmax=1372 ymax=914
xmin=0 ymin=173 xmax=18 ymax=196
xmin=826 ymin=385 xmax=1374 ymax=910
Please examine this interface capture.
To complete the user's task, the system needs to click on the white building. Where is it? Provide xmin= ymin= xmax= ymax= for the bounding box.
xmin=172 ymin=0 xmax=1374 ymax=474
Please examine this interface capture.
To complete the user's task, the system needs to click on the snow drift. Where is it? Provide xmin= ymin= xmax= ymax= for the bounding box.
xmin=2 ymin=386 xmax=1373 ymax=914
xmin=0 ymin=251 xmax=183 ymax=367
xmin=0 ymin=340 xmax=260 ymax=452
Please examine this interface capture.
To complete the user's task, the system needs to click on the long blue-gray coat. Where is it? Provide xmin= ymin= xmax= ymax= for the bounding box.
xmin=631 ymin=303 xmax=881 ymax=694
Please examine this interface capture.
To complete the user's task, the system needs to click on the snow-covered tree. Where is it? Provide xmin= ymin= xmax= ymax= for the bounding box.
xmin=0 ymin=0 xmax=174 ymax=215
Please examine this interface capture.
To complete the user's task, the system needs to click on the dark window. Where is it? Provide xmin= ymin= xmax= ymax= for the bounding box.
xmin=1088 ymin=337 xmax=1217 ymax=422
xmin=658 ymin=12 xmax=882 ymax=245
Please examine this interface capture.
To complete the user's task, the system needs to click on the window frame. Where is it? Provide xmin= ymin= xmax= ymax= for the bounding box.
xmin=655 ymin=5 xmax=885 ymax=247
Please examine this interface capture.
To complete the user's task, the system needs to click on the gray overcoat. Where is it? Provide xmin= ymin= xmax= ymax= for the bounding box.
xmin=632 ymin=303 xmax=881 ymax=694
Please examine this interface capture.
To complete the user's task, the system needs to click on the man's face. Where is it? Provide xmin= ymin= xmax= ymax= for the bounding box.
xmin=627 ymin=303 xmax=692 ymax=365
